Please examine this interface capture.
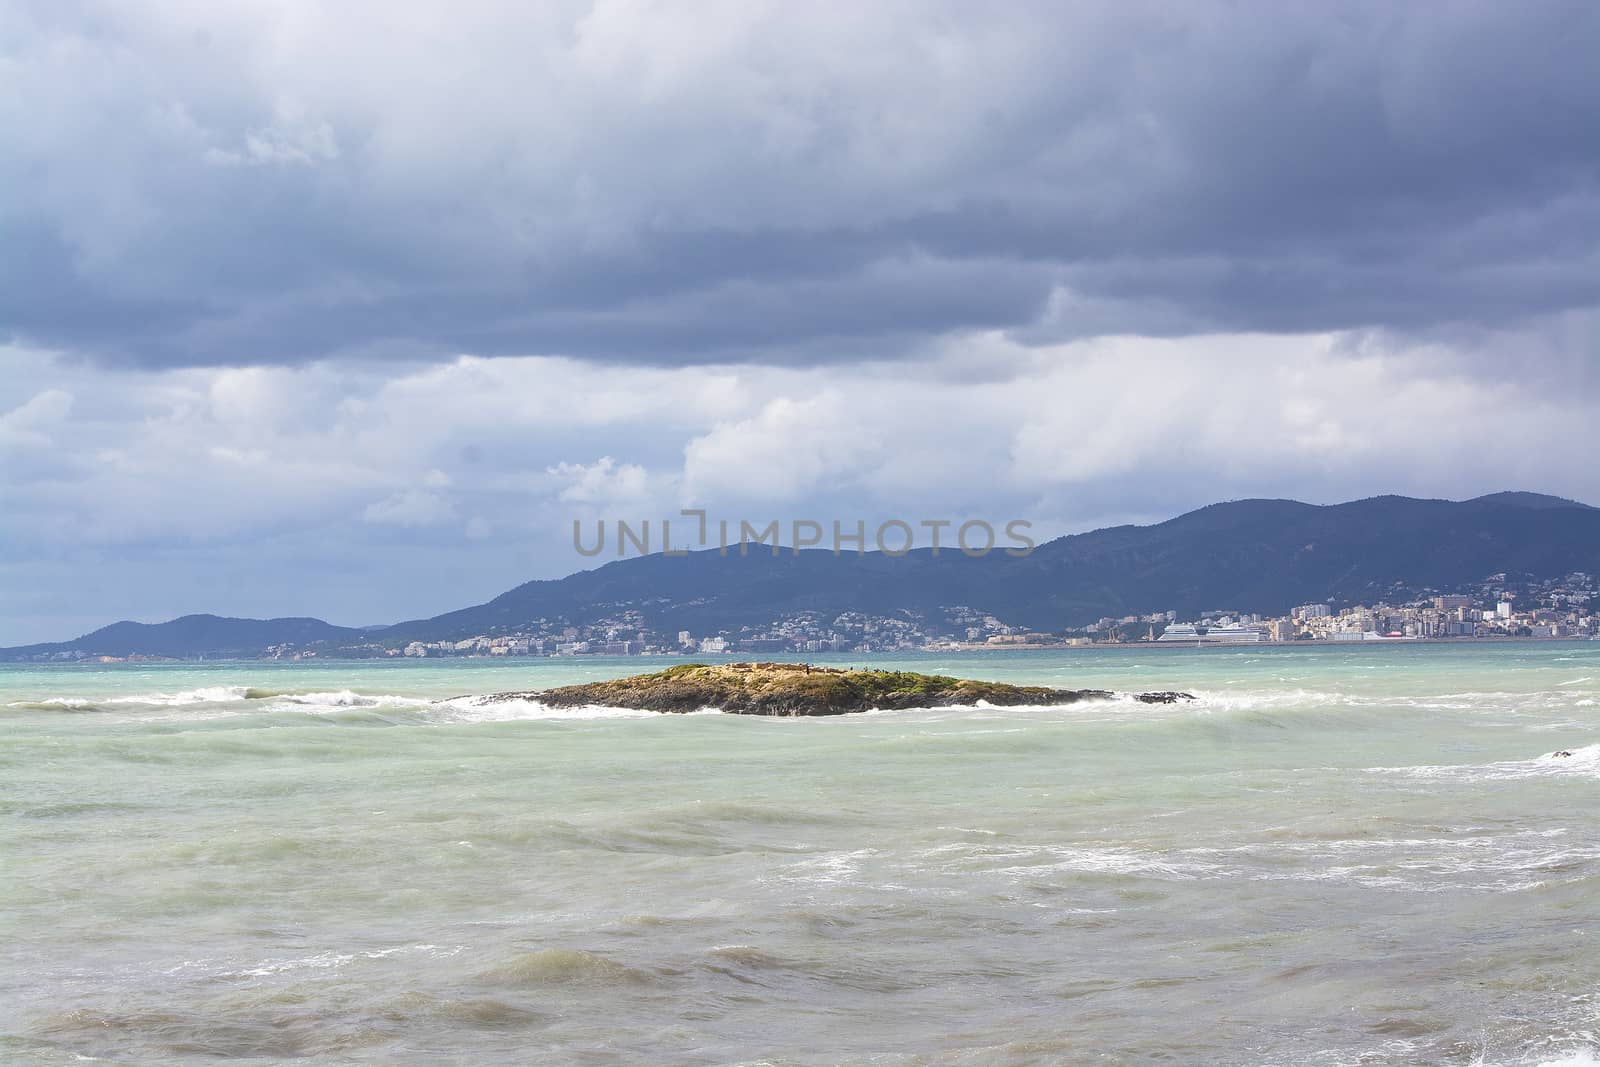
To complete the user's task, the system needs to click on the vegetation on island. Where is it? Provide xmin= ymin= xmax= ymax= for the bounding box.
xmin=485 ymin=661 xmax=1192 ymax=716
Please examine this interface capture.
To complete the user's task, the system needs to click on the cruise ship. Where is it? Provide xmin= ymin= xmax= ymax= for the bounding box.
xmin=1156 ymin=622 xmax=1265 ymax=644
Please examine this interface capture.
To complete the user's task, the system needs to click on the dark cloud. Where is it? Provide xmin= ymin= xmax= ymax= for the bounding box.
xmin=3 ymin=1 xmax=1598 ymax=369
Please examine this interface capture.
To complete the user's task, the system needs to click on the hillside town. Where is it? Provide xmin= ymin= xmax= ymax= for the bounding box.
xmin=23 ymin=571 xmax=1596 ymax=664
xmin=308 ymin=570 xmax=1597 ymax=660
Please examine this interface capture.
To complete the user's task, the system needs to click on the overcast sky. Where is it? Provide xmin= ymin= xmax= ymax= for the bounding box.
xmin=3 ymin=1 xmax=1599 ymax=644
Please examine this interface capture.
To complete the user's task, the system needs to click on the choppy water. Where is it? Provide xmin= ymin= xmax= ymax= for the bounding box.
xmin=2 ymin=644 xmax=1597 ymax=1066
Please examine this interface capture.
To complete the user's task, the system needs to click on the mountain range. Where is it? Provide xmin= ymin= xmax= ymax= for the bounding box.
xmin=6 ymin=492 xmax=1598 ymax=660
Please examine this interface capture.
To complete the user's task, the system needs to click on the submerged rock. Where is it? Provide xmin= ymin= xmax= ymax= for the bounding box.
xmin=480 ymin=662 xmax=1193 ymax=716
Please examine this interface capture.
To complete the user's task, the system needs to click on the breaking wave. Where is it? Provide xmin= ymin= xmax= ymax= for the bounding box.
xmin=1366 ymin=743 xmax=1600 ymax=782
xmin=7 ymin=687 xmax=671 ymax=723
xmin=6 ymin=685 xmax=255 ymax=712
xmin=433 ymin=695 xmax=661 ymax=722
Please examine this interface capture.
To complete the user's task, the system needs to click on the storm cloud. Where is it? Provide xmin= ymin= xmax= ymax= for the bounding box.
xmin=4 ymin=0 xmax=1598 ymax=368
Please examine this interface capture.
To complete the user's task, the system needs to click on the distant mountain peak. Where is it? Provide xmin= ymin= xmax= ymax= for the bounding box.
xmin=1467 ymin=491 xmax=1595 ymax=511
xmin=2 ymin=614 xmax=361 ymax=660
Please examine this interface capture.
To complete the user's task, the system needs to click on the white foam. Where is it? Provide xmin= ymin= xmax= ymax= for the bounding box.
xmin=972 ymin=694 xmax=1124 ymax=711
xmin=1474 ymin=1047 xmax=1600 ymax=1067
xmin=277 ymin=690 xmax=429 ymax=708
xmin=6 ymin=685 xmax=261 ymax=714
xmin=1188 ymin=687 xmax=1600 ymax=717
xmin=103 ymin=685 xmax=253 ymax=706
xmin=1533 ymin=1051 xmax=1600 ymax=1067
xmin=1367 ymin=743 xmax=1600 ymax=782
xmin=433 ymin=696 xmax=660 ymax=722
xmin=12 ymin=686 xmax=679 ymax=723
xmin=985 ymin=843 xmax=1220 ymax=880
xmin=971 ymin=827 xmax=1600 ymax=895
xmin=1188 ymin=687 xmax=1346 ymax=711
xmin=775 ymin=848 xmax=876 ymax=888
xmin=7 ymin=696 xmax=98 ymax=710
xmin=858 ymin=697 xmax=1136 ymax=719
xmin=234 ymin=949 xmax=357 ymax=978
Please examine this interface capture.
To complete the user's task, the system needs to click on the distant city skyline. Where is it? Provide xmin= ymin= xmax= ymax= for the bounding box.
xmin=3 ymin=2 xmax=1598 ymax=644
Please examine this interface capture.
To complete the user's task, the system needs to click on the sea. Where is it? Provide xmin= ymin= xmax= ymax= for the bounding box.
xmin=2 ymin=643 xmax=1597 ymax=1066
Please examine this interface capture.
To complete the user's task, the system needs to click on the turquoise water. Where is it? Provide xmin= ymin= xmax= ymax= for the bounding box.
xmin=3 ymin=644 xmax=1597 ymax=1065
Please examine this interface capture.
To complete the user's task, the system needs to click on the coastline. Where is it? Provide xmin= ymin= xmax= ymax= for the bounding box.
xmin=931 ymin=634 xmax=1598 ymax=652
xmin=13 ymin=634 xmax=1593 ymax=667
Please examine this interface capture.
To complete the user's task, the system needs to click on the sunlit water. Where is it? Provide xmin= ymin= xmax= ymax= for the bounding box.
xmin=3 ymin=644 xmax=1597 ymax=1065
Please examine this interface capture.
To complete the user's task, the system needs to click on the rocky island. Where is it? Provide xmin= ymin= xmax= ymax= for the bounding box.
xmin=476 ymin=661 xmax=1194 ymax=716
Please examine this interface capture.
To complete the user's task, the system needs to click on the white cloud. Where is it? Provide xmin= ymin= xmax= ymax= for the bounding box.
xmin=547 ymin=457 xmax=652 ymax=504
xmin=0 ymin=388 xmax=73 ymax=448
xmin=682 ymin=394 xmax=881 ymax=502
